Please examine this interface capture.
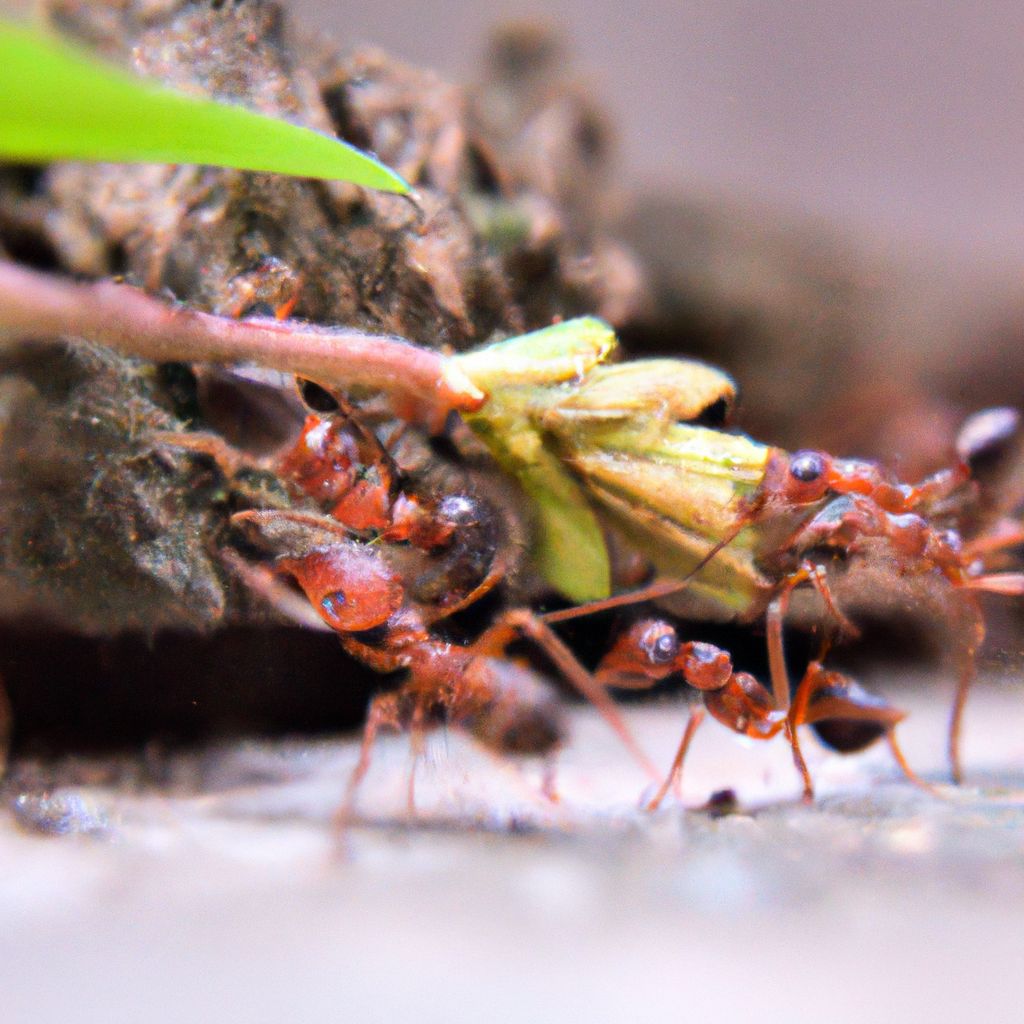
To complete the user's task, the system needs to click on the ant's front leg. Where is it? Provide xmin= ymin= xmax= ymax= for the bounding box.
xmin=473 ymin=610 xmax=662 ymax=782
xmin=644 ymin=708 xmax=706 ymax=812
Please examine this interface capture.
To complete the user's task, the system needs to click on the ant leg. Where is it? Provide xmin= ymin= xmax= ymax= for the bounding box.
xmin=765 ymin=592 xmax=793 ymax=713
xmin=764 ymin=561 xmax=828 ymax=711
xmin=541 ymin=755 xmax=560 ymax=803
xmin=333 ymin=692 xmax=402 ymax=832
xmin=646 ymin=707 xmax=706 ymax=812
xmin=542 ymin=578 xmax=698 ymax=624
xmin=786 ymin=662 xmax=826 ymax=801
xmin=965 ymin=572 xmax=1024 ymax=595
xmin=948 ymin=659 xmax=970 ymax=786
xmin=947 ymin=593 xmax=986 ymax=784
xmin=802 ymin=562 xmax=859 ymax=638
xmin=766 ymin=561 xmax=855 ymax=799
xmin=786 ymin=728 xmax=814 ymax=802
xmin=150 ymin=430 xmax=258 ymax=478
xmin=475 ymin=610 xmax=661 ymax=782
xmin=406 ymin=704 xmax=427 ymax=817
xmin=963 ymin=520 xmax=1024 ymax=560
xmin=885 ymin=733 xmax=938 ymax=795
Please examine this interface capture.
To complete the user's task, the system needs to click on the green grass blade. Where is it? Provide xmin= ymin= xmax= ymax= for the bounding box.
xmin=0 ymin=19 xmax=408 ymax=192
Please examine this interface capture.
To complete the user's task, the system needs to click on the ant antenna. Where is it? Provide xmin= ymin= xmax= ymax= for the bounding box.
xmin=542 ymin=519 xmax=749 ymax=624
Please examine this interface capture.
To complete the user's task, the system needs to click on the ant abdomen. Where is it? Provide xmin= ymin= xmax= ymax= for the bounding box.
xmin=460 ymin=657 xmax=565 ymax=756
xmin=408 ymin=491 xmax=505 ymax=609
xmin=811 ymin=719 xmax=887 ymax=754
xmin=807 ymin=678 xmax=900 ymax=754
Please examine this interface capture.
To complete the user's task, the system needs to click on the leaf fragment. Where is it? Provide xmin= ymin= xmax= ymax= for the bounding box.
xmin=0 ymin=19 xmax=409 ymax=192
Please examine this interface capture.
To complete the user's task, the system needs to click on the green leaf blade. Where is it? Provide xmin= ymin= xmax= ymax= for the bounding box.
xmin=0 ymin=20 xmax=408 ymax=193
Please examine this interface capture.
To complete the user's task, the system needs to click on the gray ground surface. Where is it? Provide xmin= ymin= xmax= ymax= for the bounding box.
xmin=2 ymin=675 xmax=1023 ymax=1023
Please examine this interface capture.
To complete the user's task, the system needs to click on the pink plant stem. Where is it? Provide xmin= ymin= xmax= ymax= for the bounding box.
xmin=0 ymin=258 xmax=485 ymax=428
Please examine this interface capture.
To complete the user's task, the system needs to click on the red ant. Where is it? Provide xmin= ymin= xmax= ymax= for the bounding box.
xmin=545 ymin=414 xmax=1024 ymax=802
xmin=280 ymin=411 xmax=447 ymax=545
xmin=163 ymin=397 xmax=661 ymax=818
xmin=593 ymin=618 xmax=922 ymax=809
xmin=275 ymin=408 xmax=506 ymax=614
xmin=231 ymin=507 xmax=658 ymax=822
xmin=753 ymin=440 xmax=1024 ymax=785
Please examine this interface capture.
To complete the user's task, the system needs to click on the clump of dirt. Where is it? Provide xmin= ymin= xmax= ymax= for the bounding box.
xmin=0 ymin=0 xmax=653 ymax=749
xmin=0 ymin=343 xmax=231 ymax=634
xmin=35 ymin=0 xmax=643 ymax=343
xmin=0 ymin=0 xmax=645 ymax=637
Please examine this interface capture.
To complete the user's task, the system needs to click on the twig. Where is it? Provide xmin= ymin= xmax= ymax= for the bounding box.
xmin=0 ymin=258 xmax=485 ymax=429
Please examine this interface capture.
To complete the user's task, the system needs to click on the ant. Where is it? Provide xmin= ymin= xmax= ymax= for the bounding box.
xmin=275 ymin=405 xmax=507 ymax=614
xmin=544 ymin=413 xmax=1024 ymax=802
xmin=162 ymin=392 xmax=661 ymax=819
xmin=750 ymin=438 xmax=1024 ymax=786
xmin=593 ymin=618 xmax=922 ymax=809
xmin=232 ymin=506 xmax=658 ymax=822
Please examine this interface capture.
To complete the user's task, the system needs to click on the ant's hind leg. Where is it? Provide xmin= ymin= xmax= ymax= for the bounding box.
xmin=150 ymin=430 xmax=261 ymax=478
xmin=541 ymin=754 xmax=560 ymax=803
xmin=947 ymin=598 xmax=987 ymax=785
xmin=405 ymin=704 xmax=427 ymax=817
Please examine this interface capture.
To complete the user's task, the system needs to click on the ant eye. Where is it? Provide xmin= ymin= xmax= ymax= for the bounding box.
xmin=320 ymin=591 xmax=347 ymax=620
xmin=641 ymin=625 xmax=679 ymax=665
xmin=299 ymin=379 xmax=340 ymax=413
xmin=437 ymin=493 xmax=479 ymax=526
xmin=790 ymin=451 xmax=825 ymax=484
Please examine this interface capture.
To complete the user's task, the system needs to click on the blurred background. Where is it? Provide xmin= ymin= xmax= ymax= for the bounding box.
xmin=297 ymin=0 xmax=1024 ymax=268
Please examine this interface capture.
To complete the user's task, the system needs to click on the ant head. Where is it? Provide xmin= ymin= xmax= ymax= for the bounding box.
xmin=596 ymin=619 xmax=681 ymax=684
xmin=278 ymin=546 xmax=403 ymax=632
xmin=679 ymin=642 xmax=733 ymax=691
